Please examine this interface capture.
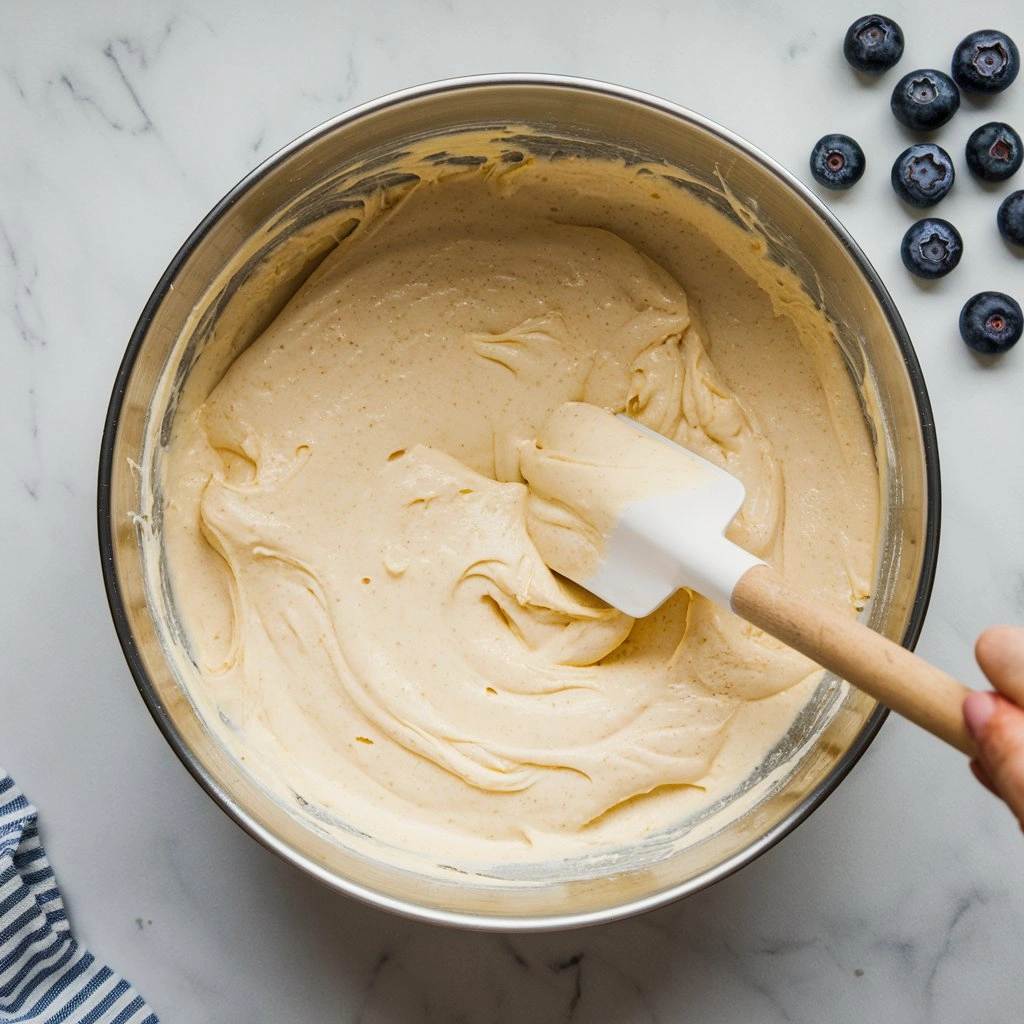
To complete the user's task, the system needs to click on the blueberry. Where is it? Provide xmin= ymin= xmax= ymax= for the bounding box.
xmin=809 ymin=134 xmax=866 ymax=190
xmin=891 ymin=144 xmax=954 ymax=207
xmin=959 ymin=292 xmax=1023 ymax=354
xmin=843 ymin=14 xmax=904 ymax=74
xmin=890 ymin=69 xmax=960 ymax=131
xmin=951 ymin=29 xmax=1020 ymax=93
xmin=900 ymin=218 xmax=963 ymax=279
xmin=965 ymin=122 xmax=1023 ymax=182
xmin=997 ymin=190 xmax=1024 ymax=245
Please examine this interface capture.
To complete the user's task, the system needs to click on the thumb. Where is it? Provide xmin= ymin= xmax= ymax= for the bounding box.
xmin=964 ymin=690 xmax=1024 ymax=829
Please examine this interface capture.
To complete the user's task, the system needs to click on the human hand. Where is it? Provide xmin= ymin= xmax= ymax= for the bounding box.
xmin=964 ymin=625 xmax=1024 ymax=831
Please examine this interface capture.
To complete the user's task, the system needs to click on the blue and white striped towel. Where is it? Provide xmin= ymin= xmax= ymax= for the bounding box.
xmin=1 ymin=771 xmax=158 ymax=1024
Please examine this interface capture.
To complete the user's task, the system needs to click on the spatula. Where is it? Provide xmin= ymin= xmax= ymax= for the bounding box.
xmin=518 ymin=402 xmax=974 ymax=755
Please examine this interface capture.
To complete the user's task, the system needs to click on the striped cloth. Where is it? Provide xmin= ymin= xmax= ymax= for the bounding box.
xmin=1 ymin=771 xmax=158 ymax=1024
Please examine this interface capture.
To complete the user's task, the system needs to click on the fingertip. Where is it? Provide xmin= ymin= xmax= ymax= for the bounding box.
xmin=964 ymin=690 xmax=997 ymax=740
xmin=976 ymin=625 xmax=1011 ymax=665
xmin=975 ymin=625 xmax=1024 ymax=705
xmin=973 ymin=700 xmax=1024 ymax=824
xmin=976 ymin=624 xmax=1024 ymax=662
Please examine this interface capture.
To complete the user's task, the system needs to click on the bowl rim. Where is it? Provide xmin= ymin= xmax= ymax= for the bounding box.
xmin=96 ymin=72 xmax=941 ymax=931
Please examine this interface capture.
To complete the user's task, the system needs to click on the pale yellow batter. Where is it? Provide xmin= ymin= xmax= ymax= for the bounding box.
xmin=161 ymin=136 xmax=880 ymax=865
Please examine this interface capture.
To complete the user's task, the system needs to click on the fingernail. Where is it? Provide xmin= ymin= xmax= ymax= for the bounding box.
xmin=964 ymin=691 xmax=998 ymax=739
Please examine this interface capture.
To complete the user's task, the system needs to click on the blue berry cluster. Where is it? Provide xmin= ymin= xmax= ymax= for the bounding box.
xmin=810 ymin=19 xmax=1022 ymax=354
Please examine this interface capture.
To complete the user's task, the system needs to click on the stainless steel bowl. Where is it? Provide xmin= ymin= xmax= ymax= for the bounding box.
xmin=98 ymin=75 xmax=940 ymax=930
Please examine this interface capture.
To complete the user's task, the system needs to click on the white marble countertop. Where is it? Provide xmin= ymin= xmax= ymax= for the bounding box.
xmin=2 ymin=1 xmax=1023 ymax=1021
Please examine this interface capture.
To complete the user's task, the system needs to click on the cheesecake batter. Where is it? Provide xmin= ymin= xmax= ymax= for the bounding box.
xmin=160 ymin=134 xmax=880 ymax=865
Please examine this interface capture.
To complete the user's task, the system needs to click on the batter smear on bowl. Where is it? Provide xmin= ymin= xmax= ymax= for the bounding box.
xmin=160 ymin=136 xmax=880 ymax=865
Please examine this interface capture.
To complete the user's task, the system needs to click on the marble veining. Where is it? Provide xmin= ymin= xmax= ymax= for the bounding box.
xmin=1 ymin=1 xmax=1023 ymax=1022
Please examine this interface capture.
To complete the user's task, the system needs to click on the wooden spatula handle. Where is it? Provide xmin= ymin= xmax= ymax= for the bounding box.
xmin=732 ymin=564 xmax=975 ymax=756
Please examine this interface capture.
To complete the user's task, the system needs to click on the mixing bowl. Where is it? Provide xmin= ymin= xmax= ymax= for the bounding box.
xmin=98 ymin=75 xmax=940 ymax=930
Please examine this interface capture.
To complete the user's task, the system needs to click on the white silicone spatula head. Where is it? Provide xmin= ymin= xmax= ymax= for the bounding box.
xmin=518 ymin=402 xmax=763 ymax=617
